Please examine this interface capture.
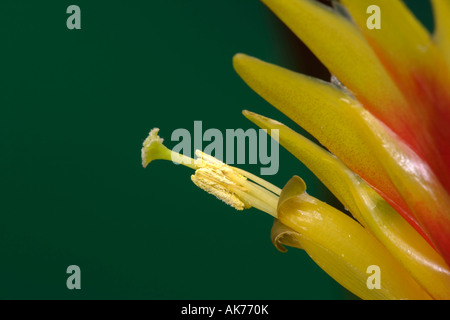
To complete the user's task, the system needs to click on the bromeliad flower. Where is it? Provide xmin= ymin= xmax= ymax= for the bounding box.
xmin=142 ymin=0 xmax=450 ymax=299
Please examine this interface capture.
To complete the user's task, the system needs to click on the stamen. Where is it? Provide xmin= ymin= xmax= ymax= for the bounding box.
xmin=193 ymin=150 xmax=279 ymax=217
xmin=191 ymin=172 xmax=248 ymax=211
xmin=141 ymin=129 xmax=280 ymax=217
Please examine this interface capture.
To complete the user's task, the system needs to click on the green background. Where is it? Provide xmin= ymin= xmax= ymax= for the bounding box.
xmin=1 ymin=0 xmax=432 ymax=299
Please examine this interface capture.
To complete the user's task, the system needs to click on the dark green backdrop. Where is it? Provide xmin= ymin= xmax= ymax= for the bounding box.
xmin=1 ymin=0 xmax=432 ymax=299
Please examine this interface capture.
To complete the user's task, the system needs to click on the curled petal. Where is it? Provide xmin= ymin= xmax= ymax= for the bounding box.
xmin=277 ymin=176 xmax=432 ymax=300
xmin=271 ymin=219 xmax=303 ymax=253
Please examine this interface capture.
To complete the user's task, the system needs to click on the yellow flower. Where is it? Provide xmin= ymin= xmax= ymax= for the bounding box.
xmin=142 ymin=0 xmax=450 ymax=299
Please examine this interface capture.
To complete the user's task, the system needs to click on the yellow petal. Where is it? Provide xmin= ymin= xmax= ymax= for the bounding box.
xmin=243 ymin=110 xmax=363 ymax=223
xmin=260 ymin=0 xmax=412 ymax=137
xmin=234 ymin=54 xmax=409 ymax=218
xmin=340 ymin=0 xmax=439 ymax=127
xmin=242 ymin=110 xmax=421 ymax=235
xmin=277 ymin=176 xmax=432 ymax=300
xmin=341 ymin=0 xmax=431 ymax=65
